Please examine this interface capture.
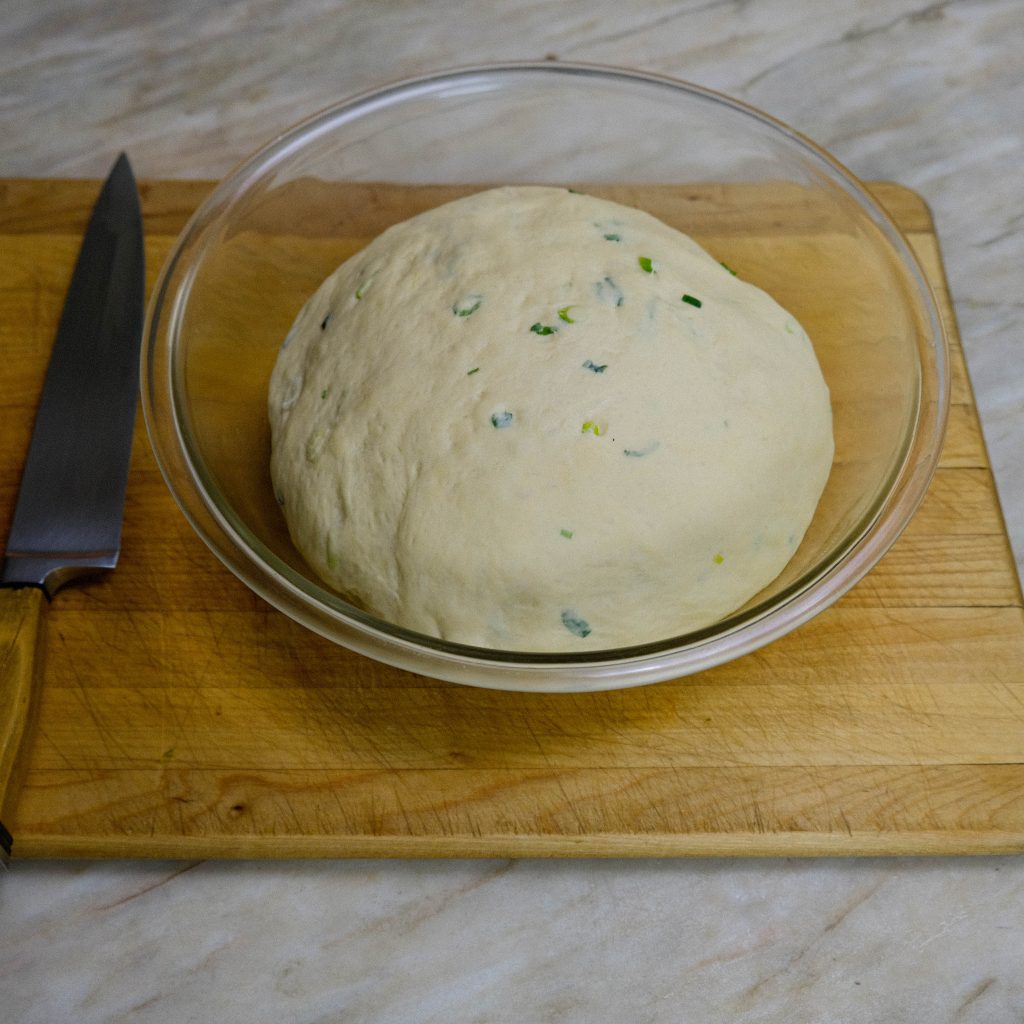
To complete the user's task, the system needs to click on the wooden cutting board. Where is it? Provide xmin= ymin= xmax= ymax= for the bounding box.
xmin=2 ymin=178 xmax=1022 ymax=859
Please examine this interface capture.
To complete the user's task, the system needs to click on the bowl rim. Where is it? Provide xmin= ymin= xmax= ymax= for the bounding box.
xmin=142 ymin=60 xmax=951 ymax=690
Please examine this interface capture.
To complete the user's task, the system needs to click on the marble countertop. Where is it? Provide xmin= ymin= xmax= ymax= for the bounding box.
xmin=2 ymin=1 xmax=1022 ymax=1020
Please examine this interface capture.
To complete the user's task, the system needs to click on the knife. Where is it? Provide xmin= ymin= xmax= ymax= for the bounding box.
xmin=0 ymin=154 xmax=144 ymax=866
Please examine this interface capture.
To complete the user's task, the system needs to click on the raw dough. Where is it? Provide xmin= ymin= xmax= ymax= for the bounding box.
xmin=268 ymin=187 xmax=833 ymax=651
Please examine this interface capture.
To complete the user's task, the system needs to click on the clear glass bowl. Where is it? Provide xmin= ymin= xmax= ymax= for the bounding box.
xmin=142 ymin=62 xmax=949 ymax=692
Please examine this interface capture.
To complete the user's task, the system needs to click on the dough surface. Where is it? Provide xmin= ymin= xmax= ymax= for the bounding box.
xmin=268 ymin=186 xmax=834 ymax=651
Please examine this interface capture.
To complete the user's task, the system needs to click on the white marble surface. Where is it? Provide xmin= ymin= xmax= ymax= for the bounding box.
xmin=2 ymin=0 xmax=1023 ymax=1019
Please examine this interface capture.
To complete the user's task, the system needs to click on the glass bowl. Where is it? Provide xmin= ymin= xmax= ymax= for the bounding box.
xmin=142 ymin=62 xmax=948 ymax=692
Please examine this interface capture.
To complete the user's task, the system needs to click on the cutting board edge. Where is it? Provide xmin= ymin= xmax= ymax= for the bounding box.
xmin=14 ymin=830 xmax=1024 ymax=861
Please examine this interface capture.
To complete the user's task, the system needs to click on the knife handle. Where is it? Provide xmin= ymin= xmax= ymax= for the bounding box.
xmin=0 ymin=586 xmax=46 ymax=864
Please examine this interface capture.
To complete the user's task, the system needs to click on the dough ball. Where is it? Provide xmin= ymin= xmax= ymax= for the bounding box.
xmin=268 ymin=187 xmax=833 ymax=651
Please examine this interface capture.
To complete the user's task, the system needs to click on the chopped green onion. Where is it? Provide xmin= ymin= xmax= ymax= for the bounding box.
xmin=581 ymin=420 xmax=602 ymax=436
xmin=557 ymin=306 xmax=576 ymax=324
xmin=321 ymin=388 xmax=329 ymax=399
xmin=603 ymin=233 xmax=621 ymax=242
xmin=582 ymin=359 xmax=607 ymax=374
xmin=453 ymin=294 xmax=483 ymax=317
xmin=560 ymin=528 xmax=574 ymax=539
xmin=720 ymin=261 xmax=738 ymax=276
xmin=594 ymin=277 xmax=624 ymax=307
xmin=531 ymin=323 xmax=558 ymax=336
xmin=681 ymin=294 xmax=702 ymax=308
xmin=561 ymin=609 xmax=591 ymax=638
xmin=638 ymin=256 xmax=656 ymax=273
xmin=467 ymin=367 xmax=480 ymax=376
xmin=623 ymin=441 xmax=660 ymax=458
xmin=491 ymin=410 xmax=514 ymax=429
xmin=320 ymin=312 xmax=333 ymax=330
xmin=713 ymin=553 xmax=725 ymax=565
xmin=567 ymin=188 xmax=583 ymax=194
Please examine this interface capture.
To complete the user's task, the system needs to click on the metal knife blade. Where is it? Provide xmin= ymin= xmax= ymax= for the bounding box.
xmin=2 ymin=153 xmax=144 ymax=594
xmin=0 ymin=154 xmax=144 ymax=864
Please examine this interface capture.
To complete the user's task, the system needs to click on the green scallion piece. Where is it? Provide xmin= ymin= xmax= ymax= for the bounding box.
xmin=491 ymin=410 xmax=514 ymax=429
xmin=467 ymin=367 xmax=480 ymax=376
xmin=320 ymin=312 xmax=333 ymax=330
xmin=561 ymin=609 xmax=591 ymax=638
xmin=453 ymin=294 xmax=483 ymax=317
xmin=681 ymin=294 xmax=702 ymax=308
xmin=603 ymin=233 xmax=621 ymax=242
xmin=594 ymin=277 xmax=624 ymax=307
xmin=623 ymin=440 xmax=660 ymax=458
xmin=582 ymin=359 xmax=607 ymax=374
xmin=638 ymin=256 xmax=655 ymax=273
xmin=581 ymin=420 xmax=602 ymax=436
xmin=713 ymin=553 xmax=725 ymax=565
xmin=557 ymin=306 xmax=576 ymax=323
xmin=560 ymin=528 xmax=574 ymax=539
xmin=720 ymin=261 xmax=738 ymax=276
xmin=531 ymin=323 xmax=558 ymax=336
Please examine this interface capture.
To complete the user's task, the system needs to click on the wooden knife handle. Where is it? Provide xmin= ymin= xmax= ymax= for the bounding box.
xmin=0 ymin=586 xmax=46 ymax=862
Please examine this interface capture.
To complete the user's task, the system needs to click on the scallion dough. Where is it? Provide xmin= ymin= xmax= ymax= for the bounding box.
xmin=269 ymin=187 xmax=834 ymax=651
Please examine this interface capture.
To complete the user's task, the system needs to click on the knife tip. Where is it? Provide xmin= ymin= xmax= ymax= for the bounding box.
xmin=110 ymin=151 xmax=136 ymax=186
xmin=98 ymin=153 xmax=142 ymax=231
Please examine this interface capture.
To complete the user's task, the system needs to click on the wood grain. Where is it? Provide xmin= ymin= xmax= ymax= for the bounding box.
xmin=0 ymin=586 xmax=44 ymax=845
xmin=2 ymin=179 xmax=1022 ymax=858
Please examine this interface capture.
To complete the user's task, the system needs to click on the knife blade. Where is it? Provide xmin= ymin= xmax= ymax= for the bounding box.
xmin=0 ymin=154 xmax=144 ymax=865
